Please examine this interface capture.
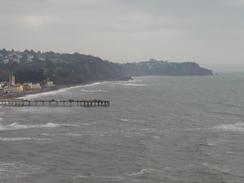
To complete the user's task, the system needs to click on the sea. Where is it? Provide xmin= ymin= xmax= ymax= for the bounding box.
xmin=1 ymin=74 xmax=244 ymax=183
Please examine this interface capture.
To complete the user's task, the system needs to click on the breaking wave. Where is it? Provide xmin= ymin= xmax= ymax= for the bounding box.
xmin=114 ymin=82 xmax=145 ymax=87
xmin=202 ymin=162 xmax=231 ymax=174
xmin=119 ymin=118 xmax=129 ymax=122
xmin=20 ymin=82 xmax=105 ymax=99
xmin=214 ymin=122 xmax=244 ymax=132
xmin=81 ymin=89 xmax=106 ymax=93
xmin=122 ymin=83 xmax=145 ymax=86
xmin=0 ymin=162 xmax=43 ymax=180
xmin=0 ymin=137 xmax=50 ymax=142
xmin=128 ymin=168 xmax=155 ymax=176
xmin=73 ymin=168 xmax=155 ymax=181
xmin=0 ymin=122 xmax=77 ymax=131
xmin=73 ymin=175 xmax=126 ymax=181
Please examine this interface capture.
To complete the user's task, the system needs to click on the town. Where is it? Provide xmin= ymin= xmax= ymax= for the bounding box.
xmin=0 ymin=72 xmax=55 ymax=98
xmin=0 ymin=72 xmax=110 ymax=108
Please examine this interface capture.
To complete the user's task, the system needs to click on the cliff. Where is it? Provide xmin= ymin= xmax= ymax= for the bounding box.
xmin=123 ymin=60 xmax=213 ymax=76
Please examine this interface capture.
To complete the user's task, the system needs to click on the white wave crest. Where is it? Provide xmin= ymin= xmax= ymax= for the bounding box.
xmin=0 ymin=137 xmax=50 ymax=142
xmin=119 ymin=118 xmax=129 ymax=122
xmin=81 ymin=89 xmax=106 ymax=93
xmin=64 ymin=133 xmax=84 ymax=137
xmin=123 ymin=83 xmax=145 ymax=86
xmin=20 ymin=82 xmax=105 ymax=99
xmin=113 ymin=82 xmax=145 ymax=87
xmin=128 ymin=168 xmax=155 ymax=176
xmin=19 ymin=88 xmax=69 ymax=99
xmin=203 ymin=162 xmax=231 ymax=174
xmin=0 ymin=162 xmax=43 ymax=180
xmin=73 ymin=175 xmax=125 ymax=181
xmin=0 ymin=122 xmax=77 ymax=131
xmin=214 ymin=122 xmax=244 ymax=132
xmin=111 ymin=80 xmax=145 ymax=87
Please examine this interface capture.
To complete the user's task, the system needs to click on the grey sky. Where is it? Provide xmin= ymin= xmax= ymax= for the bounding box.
xmin=0 ymin=0 xmax=244 ymax=70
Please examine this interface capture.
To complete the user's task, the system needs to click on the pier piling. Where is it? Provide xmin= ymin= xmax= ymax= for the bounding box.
xmin=0 ymin=99 xmax=110 ymax=108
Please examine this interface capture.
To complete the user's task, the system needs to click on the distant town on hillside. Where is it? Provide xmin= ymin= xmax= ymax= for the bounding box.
xmin=0 ymin=49 xmax=213 ymax=97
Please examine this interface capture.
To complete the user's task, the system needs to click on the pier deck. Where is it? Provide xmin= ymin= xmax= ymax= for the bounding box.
xmin=0 ymin=99 xmax=110 ymax=107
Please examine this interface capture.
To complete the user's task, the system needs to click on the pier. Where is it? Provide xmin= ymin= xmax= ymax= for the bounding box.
xmin=0 ymin=99 xmax=110 ymax=107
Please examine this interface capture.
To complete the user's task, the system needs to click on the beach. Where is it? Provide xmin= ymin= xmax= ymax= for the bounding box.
xmin=0 ymin=79 xmax=129 ymax=99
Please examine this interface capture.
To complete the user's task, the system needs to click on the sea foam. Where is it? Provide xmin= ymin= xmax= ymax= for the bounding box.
xmin=0 ymin=162 xmax=43 ymax=180
xmin=20 ymin=81 xmax=105 ymax=99
xmin=119 ymin=118 xmax=129 ymax=122
xmin=128 ymin=168 xmax=155 ymax=176
xmin=0 ymin=137 xmax=50 ymax=142
xmin=81 ymin=89 xmax=106 ymax=93
xmin=0 ymin=122 xmax=77 ymax=131
xmin=123 ymin=83 xmax=145 ymax=86
xmin=214 ymin=122 xmax=244 ymax=132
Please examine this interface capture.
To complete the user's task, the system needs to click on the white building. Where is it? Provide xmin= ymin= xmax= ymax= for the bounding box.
xmin=45 ymin=80 xmax=55 ymax=87
xmin=32 ymin=83 xmax=42 ymax=90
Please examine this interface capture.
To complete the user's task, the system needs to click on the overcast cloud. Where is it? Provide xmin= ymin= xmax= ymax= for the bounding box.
xmin=0 ymin=0 xmax=244 ymax=70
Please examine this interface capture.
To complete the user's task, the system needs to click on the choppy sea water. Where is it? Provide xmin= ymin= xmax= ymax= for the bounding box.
xmin=1 ymin=74 xmax=244 ymax=183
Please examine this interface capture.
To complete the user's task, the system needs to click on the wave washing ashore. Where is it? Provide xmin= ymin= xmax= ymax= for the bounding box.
xmin=19 ymin=81 xmax=107 ymax=99
xmin=0 ymin=77 xmax=133 ymax=100
xmin=19 ymin=78 xmax=142 ymax=100
xmin=0 ymin=79 xmax=142 ymax=108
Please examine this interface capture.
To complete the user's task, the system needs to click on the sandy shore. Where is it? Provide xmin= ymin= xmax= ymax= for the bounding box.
xmin=0 ymin=78 xmax=131 ymax=99
xmin=0 ymin=81 xmax=99 ymax=99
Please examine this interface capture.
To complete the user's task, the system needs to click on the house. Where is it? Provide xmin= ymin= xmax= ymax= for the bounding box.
xmin=23 ymin=83 xmax=33 ymax=91
xmin=27 ymin=55 xmax=34 ymax=62
xmin=5 ymin=84 xmax=24 ymax=93
xmin=32 ymin=83 xmax=42 ymax=90
xmin=3 ymin=59 xmax=9 ymax=64
xmin=45 ymin=80 xmax=55 ymax=88
xmin=9 ymin=73 xmax=15 ymax=86
xmin=0 ymin=82 xmax=5 ymax=89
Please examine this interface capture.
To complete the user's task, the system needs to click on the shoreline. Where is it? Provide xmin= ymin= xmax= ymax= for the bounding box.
xmin=0 ymin=85 xmax=70 ymax=100
xmin=0 ymin=78 xmax=132 ymax=99
xmin=0 ymin=82 xmax=99 ymax=99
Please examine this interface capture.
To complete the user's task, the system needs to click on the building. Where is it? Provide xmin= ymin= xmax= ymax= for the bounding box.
xmin=32 ymin=83 xmax=42 ymax=90
xmin=23 ymin=82 xmax=42 ymax=91
xmin=4 ymin=84 xmax=24 ymax=93
xmin=9 ymin=72 xmax=15 ymax=86
xmin=0 ymin=82 xmax=5 ymax=89
xmin=27 ymin=55 xmax=34 ymax=62
xmin=23 ymin=83 xmax=33 ymax=91
xmin=3 ymin=59 xmax=9 ymax=64
xmin=12 ymin=84 xmax=24 ymax=92
xmin=45 ymin=80 xmax=55 ymax=88
xmin=3 ymin=73 xmax=24 ymax=93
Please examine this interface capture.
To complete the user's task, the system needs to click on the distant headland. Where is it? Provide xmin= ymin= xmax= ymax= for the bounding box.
xmin=0 ymin=49 xmax=213 ymax=98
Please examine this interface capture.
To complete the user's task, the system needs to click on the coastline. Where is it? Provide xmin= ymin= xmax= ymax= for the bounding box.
xmin=0 ymin=78 xmax=132 ymax=100
xmin=0 ymin=82 xmax=99 ymax=100
xmin=0 ymin=85 xmax=69 ymax=100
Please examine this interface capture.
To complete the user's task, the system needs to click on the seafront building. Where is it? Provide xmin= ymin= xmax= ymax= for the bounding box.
xmin=5 ymin=84 xmax=24 ymax=93
xmin=45 ymin=80 xmax=55 ymax=87
xmin=0 ymin=73 xmax=55 ymax=96
xmin=23 ymin=83 xmax=33 ymax=91
xmin=4 ymin=73 xmax=24 ymax=93
xmin=9 ymin=72 xmax=15 ymax=86
xmin=32 ymin=83 xmax=42 ymax=90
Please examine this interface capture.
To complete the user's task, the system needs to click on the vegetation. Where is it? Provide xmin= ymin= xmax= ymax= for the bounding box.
xmin=0 ymin=49 xmax=212 ymax=84
xmin=123 ymin=59 xmax=213 ymax=76
xmin=0 ymin=49 xmax=128 ymax=84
